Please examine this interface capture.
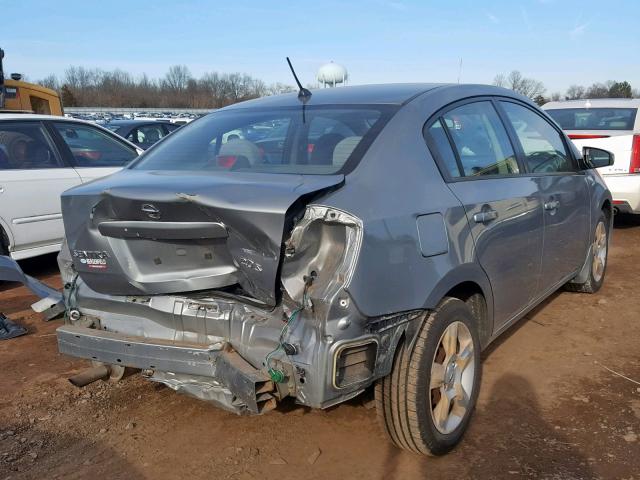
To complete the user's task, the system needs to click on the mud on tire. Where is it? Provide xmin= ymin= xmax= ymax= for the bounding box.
xmin=375 ymin=297 xmax=482 ymax=455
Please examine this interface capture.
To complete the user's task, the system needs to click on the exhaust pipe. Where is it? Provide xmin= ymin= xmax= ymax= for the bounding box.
xmin=68 ymin=365 xmax=110 ymax=387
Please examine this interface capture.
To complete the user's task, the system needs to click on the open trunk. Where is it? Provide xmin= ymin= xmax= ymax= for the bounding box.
xmin=61 ymin=170 xmax=343 ymax=306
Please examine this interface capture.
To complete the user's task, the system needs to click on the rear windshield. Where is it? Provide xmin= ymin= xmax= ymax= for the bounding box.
xmin=546 ymin=107 xmax=637 ymax=131
xmin=132 ymin=105 xmax=395 ymax=174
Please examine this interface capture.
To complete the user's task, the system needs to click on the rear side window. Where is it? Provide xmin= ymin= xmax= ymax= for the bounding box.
xmin=0 ymin=122 xmax=62 ymax=170
xmin=500 ymin=102 xmax=574 ymax=173
xmin=435 ymin=101 xmax=518 ymax=177
xmin=546 ymin=107 xmax=637 ymax=130
xmin=425 ymin=119 xmax=460 ymax=177
xmin=52 ymin=122 xmax=138 ymax=167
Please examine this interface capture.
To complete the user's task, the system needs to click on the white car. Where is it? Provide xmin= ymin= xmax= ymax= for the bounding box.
xmin=543 ymin=99 xmax=640 ymax=214
xmin=0 ymin=114 xmax=142 ymax=260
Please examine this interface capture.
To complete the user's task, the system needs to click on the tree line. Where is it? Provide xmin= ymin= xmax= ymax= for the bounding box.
xmin=35 ymin=65 xmax=639 ymax=109
xmin=493 ymin=70 xmax=639 ymax=105
xmin=37 ymin=65 xmax=297 ymax=109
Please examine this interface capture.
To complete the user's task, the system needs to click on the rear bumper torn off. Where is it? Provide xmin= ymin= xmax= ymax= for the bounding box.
xmin=57 ymin=324 xmax=276 ymax=414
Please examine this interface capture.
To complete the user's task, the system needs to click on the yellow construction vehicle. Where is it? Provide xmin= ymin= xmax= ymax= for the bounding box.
xmin=0 ymin=47 xmax=63 ymax=115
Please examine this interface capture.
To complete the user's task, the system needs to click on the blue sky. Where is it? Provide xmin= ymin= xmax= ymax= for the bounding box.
xmin=2 ymin=0 xmax=638 ymax=94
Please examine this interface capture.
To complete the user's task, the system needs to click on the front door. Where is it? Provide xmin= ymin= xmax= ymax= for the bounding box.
xmin=498 ymin=101 xmax=590 ymax=289
xmin=426 ymin=100 xmax=544 ymax=330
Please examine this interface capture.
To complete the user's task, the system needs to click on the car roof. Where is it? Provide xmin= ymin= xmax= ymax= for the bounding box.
xmin=0 ymin=113 xmax=95 ymax=122
xmin=543 ymin=98 xmax=640 ymax=109
xmin=220 ymin=83 xmax=534 ymax=112
xmin=223 ymin=83 xmax=448 ymax=110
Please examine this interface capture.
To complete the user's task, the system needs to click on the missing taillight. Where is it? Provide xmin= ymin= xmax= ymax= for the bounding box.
xmin=281 ymin=206 xmax=363 ymax=303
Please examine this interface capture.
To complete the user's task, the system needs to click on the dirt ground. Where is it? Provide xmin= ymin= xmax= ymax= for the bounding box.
xmin=1 ymin=218 xmax=639 ymax=480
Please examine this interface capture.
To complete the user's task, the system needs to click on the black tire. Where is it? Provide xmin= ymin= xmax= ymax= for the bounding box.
xmin=0 ymin=227 xmax=8 ymax=256
xmin=565 ymin=210 xmax=609 ymax=294
xmin=375 ymin=297 xmax=482 ymax=455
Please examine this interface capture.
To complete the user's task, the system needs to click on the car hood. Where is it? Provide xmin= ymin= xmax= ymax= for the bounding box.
xmin=61 ymin=169 xmax=344 ymax=306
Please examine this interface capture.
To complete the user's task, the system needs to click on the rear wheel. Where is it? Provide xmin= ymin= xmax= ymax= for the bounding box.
xmin=375 ymin=297 xmax=482 ymax=455
xmin=566 ymin=211 xmax=609 ymax=294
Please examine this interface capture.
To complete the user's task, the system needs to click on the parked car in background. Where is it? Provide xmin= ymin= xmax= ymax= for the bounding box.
xmin=0 ymin=114 xmax=141 ymax=260
xmin=543 ymin=99 xmax=640 ymax=214
xmin=54 ymin=84 xmax=613 ymax=456
xmin=104 ymin=120 xmax=181 ymax=150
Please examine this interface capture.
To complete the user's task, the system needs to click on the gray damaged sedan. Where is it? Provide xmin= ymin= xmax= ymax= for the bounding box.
xmin=53 ymin=84 xmax=613 ymax=455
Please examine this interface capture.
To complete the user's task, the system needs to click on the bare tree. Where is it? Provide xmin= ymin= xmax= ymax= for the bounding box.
xmin=38 ymin=74 xmax=59 ymax=90
xmin=565 ymin=85 xmax=585 ymax=100
xmin=493 ymin=70 xmax=545 ymax=99
xmin=162 ymin=65 xmax=191 ymax=93
xmin=30 ymin=65 xmax=309 ymax=108
xmin=585 ymin=82 xmax=610 ymax=98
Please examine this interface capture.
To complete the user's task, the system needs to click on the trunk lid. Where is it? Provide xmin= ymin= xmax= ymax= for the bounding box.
xmin=61 ymin=170 xmax=343 ymax=306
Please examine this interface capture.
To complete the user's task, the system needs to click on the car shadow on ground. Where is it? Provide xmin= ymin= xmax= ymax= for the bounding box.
xmin=0 ymin=424 xmax=145 ymax=480
xmin=378 ymin=373 xmax=595 ymax=479
xmin=613 ymin=213 xmax=640 ymax=229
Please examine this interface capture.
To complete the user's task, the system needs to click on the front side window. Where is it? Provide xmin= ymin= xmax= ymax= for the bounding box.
xmin=441 ymin=101 xmax=518 ymax=177
xmin=52 ymin=122 xmax=138 ymax=167
xmin=0 ymin=122 xmax=61 ymax=170
xmin=501 ymin=102 xmax=574 ymax=173
xmin=132 ymin=106 xmax=395 ymax=174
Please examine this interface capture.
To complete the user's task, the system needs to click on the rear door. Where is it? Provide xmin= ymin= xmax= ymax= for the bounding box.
xmin=425 ymin=100 xmax=544 ymax=330
xmin=47 ymin=121 xmax=139 ymax=183
xmin=0 ymin=120 xmax=81 ymax=253
xmin=499 ymin=101 xmax=590 ymax=289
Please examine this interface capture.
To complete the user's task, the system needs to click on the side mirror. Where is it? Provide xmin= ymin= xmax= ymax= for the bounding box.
xmin=583 ymin=146 xmax=614 ymax=169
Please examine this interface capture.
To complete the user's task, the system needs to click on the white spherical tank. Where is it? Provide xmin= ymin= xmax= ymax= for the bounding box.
xmin=317 ymin=62 xmax=348 ymax=87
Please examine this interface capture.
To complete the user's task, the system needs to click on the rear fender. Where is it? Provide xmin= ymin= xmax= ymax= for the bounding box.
xmin=422 ymin=263 xmax=494 ymax=348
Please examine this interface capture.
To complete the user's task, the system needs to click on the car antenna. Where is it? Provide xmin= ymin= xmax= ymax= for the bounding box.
xmin=286 ymin=57 xmax=311 ymax=102
xmin=0 ymin=48 xmax=5 ymax=109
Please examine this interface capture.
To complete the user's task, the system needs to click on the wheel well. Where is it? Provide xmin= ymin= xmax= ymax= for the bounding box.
xmin=444 ymin=281 xmax=491 ymax=347
xmin=602 ymin=199 xmax=612 ymax=220
xmin=0 ymin=225 xmax=8 ymax=255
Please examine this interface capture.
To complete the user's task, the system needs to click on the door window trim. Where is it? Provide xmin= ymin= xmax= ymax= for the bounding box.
xmin=493 ymin=98 xmax=583 ymax=176
xmin=0 ymin=120 xmax=67 ymax=169
xmin=423 ymin=95 xmax=526 ymax=183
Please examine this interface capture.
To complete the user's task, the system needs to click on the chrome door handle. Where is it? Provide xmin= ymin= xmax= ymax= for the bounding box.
xmin=473 ymin=210 xmax=498 ymax=223
xmin=544 ymin=200 xmax=560 ymax=211
xmin=0 ymin=186 xmax=4 ymax=193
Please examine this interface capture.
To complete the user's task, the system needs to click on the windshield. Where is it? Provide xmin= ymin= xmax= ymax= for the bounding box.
xmin=546 ymin=107 xmax=637 ymax=131
xmin=132 ymin=105 xmax=395 ymax=174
